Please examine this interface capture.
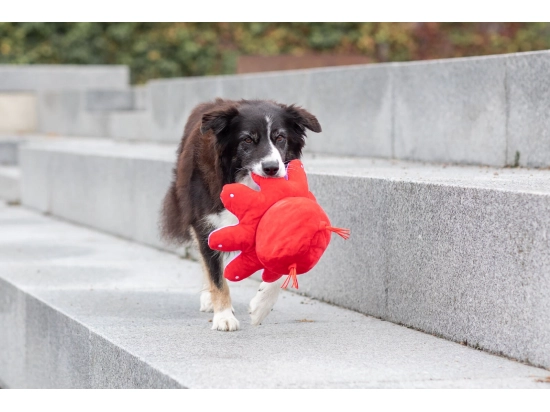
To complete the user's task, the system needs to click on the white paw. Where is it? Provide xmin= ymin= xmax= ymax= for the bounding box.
xmin=200 ymin=290 xmax=214 ymax=312
xmin=249 ymin=280 xmax=283 ymax=326
xmin=212 ymin=308 xmax=240 ymax=331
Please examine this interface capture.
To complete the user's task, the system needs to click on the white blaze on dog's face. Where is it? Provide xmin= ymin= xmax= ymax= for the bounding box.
xmin=247 ymin=115 xmax=286 ymax=178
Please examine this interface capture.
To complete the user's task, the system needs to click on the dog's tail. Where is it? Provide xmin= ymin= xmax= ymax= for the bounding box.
xmin=160 ymin=180 xmax=192 ymax=244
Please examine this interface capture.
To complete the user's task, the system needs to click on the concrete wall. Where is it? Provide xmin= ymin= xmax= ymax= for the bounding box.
xmin=0 ymin=93 xmax=37 ymax=133
xmin=27 ymin=51 xmax=550 ymax=168
xmin=0 ymin=65 xmax=129 ymax=91
xmin=0 ymin=137 xmax=21 ymax=165
xmin=140 ymin=51 xmax=549 ymax=168
xmin=0 ymin=65 xmax=130 ymax=134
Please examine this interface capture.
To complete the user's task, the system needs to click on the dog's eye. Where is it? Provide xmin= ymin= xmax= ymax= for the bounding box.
xmin=244 ymin=137 xmax=253 ymax=144
xmin=276 ymin=135 xmax=286 ymax=143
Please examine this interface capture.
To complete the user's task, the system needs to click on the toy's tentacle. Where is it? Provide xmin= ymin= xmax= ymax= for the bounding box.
xmin=261 ymin=269 xmax=283 ymax=283
xmin=224 ymin=251 xmax=263 ymax=282
xmin=220 ymin=183 xmax=261 ymax=217
xmin=285 ymin=160 xmax=309 ymax=193
xmin=326 ymin=226 xmax=351 ymax=240
xmin=208 ymin=225 xmax=255 ymax=252
xmin=281 ymin=264 xmax=299 ymax=289
xmin=285 ymin=159 xmax=306 ymax=179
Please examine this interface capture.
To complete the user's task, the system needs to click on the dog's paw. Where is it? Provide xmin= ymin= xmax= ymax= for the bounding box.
xmin=212 ymin=309 xmax=240 ymax=331
xmin=249 ymin=281 xmax=282 ymax=326
xmin=200 ymin=290 xmax=214 ymax=312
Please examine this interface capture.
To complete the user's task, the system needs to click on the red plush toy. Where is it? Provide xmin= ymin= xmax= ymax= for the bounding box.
xmin=208 ymin=160 xmax=349 ymax=289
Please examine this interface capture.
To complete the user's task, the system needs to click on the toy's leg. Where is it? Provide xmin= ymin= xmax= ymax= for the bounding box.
xmin=261 ymin=269 xmax=283 ymax=283
xmin=249 ymin=277 xmax=285 ymax=326
xmin=223 ymin=252 xmax=263 ymax=282
xmin=208 ymin=224 xmax=254 ymax=253
xmin=193 ymin=224 xmax=240 ymax=332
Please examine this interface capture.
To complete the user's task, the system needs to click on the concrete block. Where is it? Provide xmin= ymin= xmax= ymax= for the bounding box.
xmin=0 ymin=278 xmax=26 ymax=388
xmin=218 ymin=76 xmax=247 ymax=100
xmin=0 ymin=65 xmax=129 ymax=91
xmin=303 ymin=173 xmax=389 ymax=318
xmin=89 ymin=333 xmax=182 ymax=389
xmin=0 ymin=139 xmax=19 ymax=165
xmin=0 ymin=93 xmax=37 ymax=133
xmin=108 ymin=111 xmax=153 ymax=141
xmin=20 ymin=140 xmax=175 ymax=251
xmin=506 ymin=52 xmax=550 ymax=167
xmin=240 ymin=70 xmax=311 ymax=106
xmin=23 ymin=296 xmax=91 ymax=388
xmin=132 ymin=157 xmax=174 ymax=247
xmin=37 ymin=91 xmax=110 ymax=137
xmin=34 ymin=87 xmax=147 ymax=139
xmin=86 ymin=89 xmax=135 ymax=111
xmin=148 ymin=77 xmax=221 ymax=142
xmin=147 ymin=71 xmax=317 ymax=143
xmin=304 ymin=157 xmax=550 ymax=369
xmin=133 ymin=85 xmax=150 ymax=110
xmin=20 ymin=147 xmax=51 ymax=211
xmin=381 ymin=185 xmax=550 ymax=367
xmin=1 ymin=205 xmax=549 ymax=388
xmin=49 ymin=152 xmax=137 ymax=239
xmin=393 ymin=55 xmax=507 ymax=166
xmin=0 ymin=166 xmax=20 ymax=203
xmin=306 ymin=65 xmax=393 ymax=157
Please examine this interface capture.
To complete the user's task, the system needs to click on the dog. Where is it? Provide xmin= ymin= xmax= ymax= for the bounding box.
xmin=161 ymin=98 xmax=321 ymax=331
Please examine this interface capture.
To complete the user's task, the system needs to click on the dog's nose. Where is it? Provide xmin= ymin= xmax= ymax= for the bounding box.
xmin=262 ymin=160 xmax=280 ymax=177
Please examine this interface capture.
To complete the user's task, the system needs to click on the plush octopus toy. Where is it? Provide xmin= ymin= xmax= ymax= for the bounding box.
xmin=208 ymin=159 xmax=349 ymax=289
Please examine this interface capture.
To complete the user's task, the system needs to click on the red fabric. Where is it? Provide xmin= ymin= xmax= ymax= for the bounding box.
xmin=208 ymin=159 xmax=346 ymax=287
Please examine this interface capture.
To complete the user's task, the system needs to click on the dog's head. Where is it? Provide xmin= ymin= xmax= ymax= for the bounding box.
xmin=200 ymin=100 xmax=321 ymax=182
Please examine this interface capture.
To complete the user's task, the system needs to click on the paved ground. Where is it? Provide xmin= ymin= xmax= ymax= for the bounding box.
xmin=1 ymin=203 xmax=549 ymax=388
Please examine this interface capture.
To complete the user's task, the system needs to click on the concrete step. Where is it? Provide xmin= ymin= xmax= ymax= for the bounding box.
xmin=0 ymin=65 xmax=129 ymax=91
xmin=0 ymin=166 xmax=20 ymax=204
xmin=0 ymin=136 xmax=20 ymax=165
xmin=19 ymin=137 xmax=550 ymax=370
xmin=36 ymin=86 xmax=149 ymax=138
xmin=30 ymin=51 xmax=550 ymax=168
xmin=1 ymin=203 xmax=549 ymax=388
xmin=0 ymin=134 xmax=48 ymax=204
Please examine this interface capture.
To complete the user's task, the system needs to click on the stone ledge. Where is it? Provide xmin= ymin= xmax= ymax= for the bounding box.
xmin=0 ymin=65 xmax=129 ymax=91
xmin=0 ymin=166 xmax=20 ymax=203
xmin=18 ymin=137 xmax=550 ymax=369
xmin=1 ymin=205 xmax=548 ymax=388
xmin=23 ymin=51 xmax=550 ymax=167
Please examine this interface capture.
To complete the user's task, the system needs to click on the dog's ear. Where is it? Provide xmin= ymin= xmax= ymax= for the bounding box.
xmin=281 ymin=104 xmax=322 ymax=134
xmin=200 ymin=106 xmax=239 ymax=135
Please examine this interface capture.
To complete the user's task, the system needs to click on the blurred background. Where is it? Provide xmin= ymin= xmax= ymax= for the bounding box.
xmin=1 ymin=22 xmax=550 ymax=83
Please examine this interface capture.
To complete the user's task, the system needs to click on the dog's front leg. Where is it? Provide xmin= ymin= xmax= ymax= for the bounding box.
xmin=249 ymin=278 xmax=284 ymax=325
xmin=193 ymin=225 xmax=239 ymax=332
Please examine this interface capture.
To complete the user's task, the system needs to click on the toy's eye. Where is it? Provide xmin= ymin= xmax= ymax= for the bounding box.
xmin=244 ymin=137 xmax=253 ymax=144
xmin=276 ymin=135 xmax=286 ymax=143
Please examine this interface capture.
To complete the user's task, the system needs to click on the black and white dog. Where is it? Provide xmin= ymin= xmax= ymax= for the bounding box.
xmin=161 ymin=98 xmax=321 ymax=331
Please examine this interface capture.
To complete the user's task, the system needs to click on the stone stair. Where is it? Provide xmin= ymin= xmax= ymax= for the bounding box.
xmin=0 ymin=135 xmax=22 ymax=203
xmin=1 ymin=51 xmax=550 ymax=387
xmin=15 ymin=136 xmax=550 ymax=372
xmin=1 ymin=203 xmax=549 ymax=388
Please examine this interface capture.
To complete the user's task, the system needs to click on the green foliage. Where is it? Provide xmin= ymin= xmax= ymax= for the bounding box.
xmin=1 ymin=23 xmax=550 ymax=84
